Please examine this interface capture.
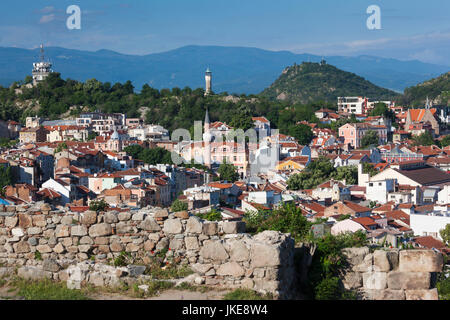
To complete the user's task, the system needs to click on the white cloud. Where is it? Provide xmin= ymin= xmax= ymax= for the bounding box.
xmin=40 ymin=6 xmax=55 ymax=14
xmin=39 ymin=14 xmax=55 ymax=24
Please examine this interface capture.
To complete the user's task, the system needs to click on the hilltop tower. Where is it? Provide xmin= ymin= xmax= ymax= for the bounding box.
xmin=32 ymin=44 xmax=53 ymax=86
xmin=205 ymin=68 xmax=212 ymax=96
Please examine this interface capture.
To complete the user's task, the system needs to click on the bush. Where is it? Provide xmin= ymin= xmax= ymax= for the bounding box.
xmin=199 ymin=209 xmax=222 ymax=221
xmin=11 ymin=278 xmax=89 ymax=300
xmin=89 ymin=199 xmax=109 ymax=212
xmin=171 ymin=199 xmax=188 ymax=212
xmin=223 ymin=289 xmax=272 ymax=300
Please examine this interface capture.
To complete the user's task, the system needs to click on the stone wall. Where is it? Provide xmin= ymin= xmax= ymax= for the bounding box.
xmin=0 ymin=203 xmax=297 ymax=299
xmin=342 ymin=247 xmax=444 ymax=300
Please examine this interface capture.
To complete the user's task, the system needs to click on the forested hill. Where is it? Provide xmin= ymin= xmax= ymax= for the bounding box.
xmin=260 ymin=62 xmax=399 ymax=104
xmin=397 ymin=72 xmax=450 ymax=107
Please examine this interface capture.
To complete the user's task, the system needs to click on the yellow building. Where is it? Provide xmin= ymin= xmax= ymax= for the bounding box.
xmin=276 ymin=156 xmax=310 ymax=171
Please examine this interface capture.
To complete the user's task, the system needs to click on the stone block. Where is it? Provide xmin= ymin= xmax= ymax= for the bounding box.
xmin=154 ymin=208 xmax=169 ymax=219
xmin=169 ymin=238 xmax=184 ymax=251
xmin=229 ymin=241 xmax=250 ymax=262
xmin=53 ymin=243 xmax=65 ymax=254
xmin=342 ymin=247 xmax=370 ymax=267
xmin=13 ymin=241 xmax=31 ymax=253
xmin=405 ymin=289 xmax=439 ymax=300
xmin=88 ymin=223 xmax=112 ymax=237
xmin=11 ymin=228 xmax=24 ymax=237
xmin=18 ymin=266 xmax=52 ymax=280
xmin=27 ymin=227 xmax=42 ymax=236
xmin=175 ymin=211 xmax=189 ymax=219
xmin=251 ymin=243 xmax=281 ymax=268
xmin=362 ymin=272 xmax=387 ymax=290
xmin=118 ymin=211 xmax=132 ymax=221
xmin=185 ymin=236 xmax=199 ymax=251
xmin=36 ymin=245 xmax=52 ymax=253
xmin=342 ymin=272 xmax=363 ymax=290
xmin=191 ymin=263 xmax=213 ymax=275
xmin=61 ymin=216 xmax=74 ymax=225
xmin=199 ymin=240 xmax=229 ymax=262
xmin=18 ymin=214 xmax=32 ymax=228
xmin=202 ymin=222 xmax=218 ymax=236
xmin=399 ymin=250 xmax=444 ymax=273
xmin=5 ymin=216 xmax=18 ymax=228
xmin=139 ymin=217 xmax=161 ymax=232
xmin=71 ymin=225 xmax=88 ymax=237
xmin=217 ymin=262 xmax=245 ymax=277
xmin=143 ymin=240 xmax=155 ymax=252
xmin=32 ymin=215 xmax=46 ymax=227
xmin=55 ymin=225 xmax=70 ymax=238
xmin=387 ymin=272 xmax=430 ymax=290
xmin=116 ymin=222 xmax=134 ymax=234
xmin=186 ymin=216 xmax=203 ymax=234
xmin=110 ymin=241 xmax=124 ymax=252
xmin=163 ymin=219 xmax=183 ymax=234
xmin=223 ymin=221 xmax=246 ymax=234
xmin=104 ymin=212 xmax=119 ymax=224
xmin=81 ymin=211 xmax=97 ymax=225
xmin=43 ymin=259 xmax=61 ymax=272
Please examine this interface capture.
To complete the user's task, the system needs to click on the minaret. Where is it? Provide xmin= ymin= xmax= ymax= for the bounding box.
xmin=205 ymin=68 xmax=212 ymax=96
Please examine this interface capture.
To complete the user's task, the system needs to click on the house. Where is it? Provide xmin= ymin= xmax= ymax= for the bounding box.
xmin=183 ymin=185 xmax=220 ymax=209
xmin=37 ymin=188 xmax=62 ymax=206
xmin=331 ymin=219 xmax=367 ymax=235
xmin=88 ymin=173 xmax=121 ymax=195
xmin=19 ymin=126 xmax=47 ymax=144
xmin=312 ymin=180 xmax=351 ymax=202
xmin=410 ymin=210 xmax=450 ymax=241
xmin=4 ymin=184 xmax=38 ymax=203
xmin=252 ymin=117 xmax=271 ymax=138
xmin=276 ymin=156 xmax=310 ymax=172
xmin=208 ymin=182 xmax=241 ymax=205
xmin=324 ymin=200 xmax=371 ymax=218
xmin=339 ymin=123 xmax=388 ymax=148
xmin=41 ymin=178 xmax=75 ymax=205
xmin=365 ymin=179 xmax=396 ymax=204
xmin=405 ymin=107 xmax=439 ymax=136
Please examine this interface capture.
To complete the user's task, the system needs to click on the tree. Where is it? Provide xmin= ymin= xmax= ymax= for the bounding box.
xmin=0 ymin=166 xmax=12 ymax=191
xmin=360 ymin=130 xmax=379 ymax=149
xmin=413 ymin=132 xmax=436 ymax=146
xmin=287 ymin=157 xmax=337 ymax=190
xmin=288 ymin=124 xmax=313 ymax=145
xmin=370 ymin=103 xmax=394 ymax=120
xmin=362 ymin=162 xmax=378 ymax=177
xmin=89 ymin=199 xmax=109 ymax=212
xmin=440 ymin=135 xmax=450 ymax=148
xmin=123 ymin=145 xmax=173 ymax=165
xmin=332 ymin=166 xmax=357 ymax=185
xmin=171 ymin=199 xmax=188 ymax=212
xmin=218 ymin=161 xmax=240 ymax=182
xmin=440 ymin=224 xmax=450 ymax=246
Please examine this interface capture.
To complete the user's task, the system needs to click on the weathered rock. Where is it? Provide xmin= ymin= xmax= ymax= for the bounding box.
xmin=202 ymin=222 xmax=218 ymax=236
xmin=342 ymin=247 xmax=370 ymax=267
xmin=11 ymin=228 xmax=24 ymax=237
xmin=118 ymin=211 xmax=132 ymax=221
xmin=405 ymin=289 xmax=439 ymax=300
xmin=175 ymin=211 xmax=189 ymax=219
xmin=18 ymin=214 xmax=32 ymax=228
xmin=169 ymin=238 xmax=184 ymax=251
xmin=89 ymin=223 xmax=112 ymax=237
xmin=143 ymin=240 xmax=156 ymax=252
xmin=186 ymin=216 xmax=203 ymax=234
xmin=373 ymin=250 xmax=391 ymax=272
xmin=223 ymin=221 xmax=246 ymax=234
xmin=36 ymin=244 xmax=52 ymax=253
xmin=71 ymin=225 xmax=88 ymax=237
xmin=43 ymin=259 xmax=61 ymax=272
xmin=131 ymin=212 xmax=145 ymax=221
xmin=354 ymin=253 xmax=374 ymax=272
xmin=61 ymin=216 xmax=74 ymax=225
xmin=216 ymin=261 xmax=245 ymax=277
xmin=126 ymin=243 xmax=140 ymax=252
xmin=139 ymin=217 xmax=161 ymax=232
xmin=342 ymin=272 xmax=363 ymax=290
xmin=18 ymin=266 xmax=52 ymax=280
xmin=191 ymin=263 xmax=213 ymax=275
xmin=55 ymin=225 xmax=70 ymax=238
xmin=53 ymin=243 xmax=65 ymax=254
xmin=399 ymin=250 xmax=444 ymax=273
xmin=80 ymin=236 xmax=94 ymax=245
xmin=110 ymin=241 xmax=124 ymax=252
xmin=32 ymin=215 xmax=47 ymax=227
xmin=163 ymin=219 xmax=183 ymax=234
xmin=185 ymin=236 xmax=199 ymax=251
xmin=104 ymin=212 xmax=119 ymax=224
xmin=365 ymin=289 xmax=406 ymax=300
xmin=199 ymin=240 xmax=229 ymax=262
xmin=154 ymin=208 xmax=169 ymax=219
xmin=115 ymin=222 xmax=134 ymax=234
xmin=254 ymin=279 xmax=279 ymax=292
xmin=156 ymin=238 xmax=169 ymax=251
xmin=13 ymin=241 xmax=31 ymax=253
xmin=362 ymin=272 xmax=387 ymax=290
xmin=81 ymin=211 xmax=98 ymax=225
xmin=28 ymin=237 xmax=38 ymax=246
xmin=229 ymin=241 xmax=250 ymax=262
xmin=88 ymin=272 xmax=105 ymax=287
xmin=27 ymin=227 xmax=42 ymax=236
xmin=5 ymin=216 xmax=18 ymax=228
xmin=128 ymin=265 xmax=147 ymax=277
xmin=251 ymin=243 xmax=280 ymax=268
xmin=387 ymin=272 xmax=431 ymax=290
xmin=94 ymin=237 xmax=109 ymax=245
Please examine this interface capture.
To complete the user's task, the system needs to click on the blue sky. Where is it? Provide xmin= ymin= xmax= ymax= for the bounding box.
xmin=0 ymin=0 xmax=449 ymax=66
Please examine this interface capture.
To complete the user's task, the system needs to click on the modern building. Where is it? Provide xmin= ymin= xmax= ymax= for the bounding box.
xmin=32 ymin=45 xmax=53 ymax=86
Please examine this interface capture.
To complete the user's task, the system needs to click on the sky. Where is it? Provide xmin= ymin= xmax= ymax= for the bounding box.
xmin=0 ymin=0 xmax=449 ymax=66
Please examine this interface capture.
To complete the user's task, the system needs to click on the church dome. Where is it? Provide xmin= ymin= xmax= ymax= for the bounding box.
xmin=111 ymin=129 xmax=120 ymax=140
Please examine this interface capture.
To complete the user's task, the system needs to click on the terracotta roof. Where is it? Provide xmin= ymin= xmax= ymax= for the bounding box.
xmin=352 ymin=217 xmax=378 ymax=230
xmin=343 ymin=200 xmax=371 ymax=213
xmin=252 ymin=117 xmax=269 ymax=123
xmin=208 ymin=182 xmax=234 ymax=189
xmin=385 ymin=210 xmax=410 ymax=226
xmin=37 ymin=188 xmax=62 ymax=199
xmin=413 ymin=236 xmax=447 ymax=251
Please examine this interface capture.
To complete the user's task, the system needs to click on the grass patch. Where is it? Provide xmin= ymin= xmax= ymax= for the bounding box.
xmin=10 ymin=278 xmax=89 ymax=300
xmin=133 ymin=280 xmax=175 ymax=298
xmin=0 ymin=279 xmax=6 ymax=287
xmin=223 ymin=289 xmax=273 ymax=300
xmin=147 ymin=265 xmax=193 ymax=280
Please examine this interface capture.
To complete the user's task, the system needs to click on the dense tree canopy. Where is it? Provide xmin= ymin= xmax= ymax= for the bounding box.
xmin=217 ymin=161 xmax=240 ymax=182
xmin=412 ymin=132 xmax=436 ymax=146
xmin=123 ymin=145 xmax=173 ymax=165
xmin=360 ymin=130 xmax=379 ymax=149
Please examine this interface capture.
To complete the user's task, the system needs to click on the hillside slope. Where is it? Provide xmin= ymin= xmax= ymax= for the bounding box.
xmin=260 ymin=62 xmax=398 ymax=104
xmin=398 ymin=72 xmax=450 ymax=107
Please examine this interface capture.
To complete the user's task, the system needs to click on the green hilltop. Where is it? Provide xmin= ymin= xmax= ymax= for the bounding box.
xmin=260 ymin=62 xmax=399 ymax=104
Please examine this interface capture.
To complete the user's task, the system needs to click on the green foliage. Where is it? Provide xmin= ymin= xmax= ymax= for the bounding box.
xmin=440 ymin=135 xmax=450 ymax=148
xmin=287 ymin=157 xmax=356 ymax=190
xmin=440 ymin=224 xmax=450 ymax=246
xmin=199 ymin=209 xmax=222 ymax=221
xmin=398 ymin=72 xmax=450 ymax=107
xmin=308 ymin=231 xmax=367 ymax=300
xmin=89 ymin=199 xmax=109 ymax=212
xmin=223 ymin=289 xmax=273 ymax=300
xmin=412 ymin=132 xmax=436 ymax=146
xmin=55 ymin=142 xmax=68 ymax=153
xmin=217 ymin=161 xmax=240 ymax=182
xmin=113 ymin=251 xmax=133 ymax=267
xmin=336 ymin=214 xmax=351 ymax=221
xmin=288 ymin=124 xmax=313 ymax=145
xmin=34 ymin=250 xmax=42 ymax=261
xmin=243 ymin=203 xmax=312 ymax=243
xmin=124 ymin=145 xmax=173 ymax=165
xmin=261 ymin=62 xmax=397 ymax=104
xmin=170 ymin=199 xmax=188 ymax=212
xmin=0 ymin=138 xmax=18 ymax=148
xmin=370 ymin=103 xmax=394 ymax=120
xmin=11 ymin=278 xmax=89 ymax=300
xmin=360 ymin=130 xmax=379 ymax=149
xmin=0 ymin=166 xmax=13 ymax=190
xmin=362 ymin=162 xmax=378 ymax=177
xmin=436 ymin=272 xmax=450 ymax=300
xmin=87 ymin=131 xmax=98 ymax=141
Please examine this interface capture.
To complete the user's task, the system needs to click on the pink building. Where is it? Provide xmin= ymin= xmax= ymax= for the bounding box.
xmin=339 ymin=123 xmax=387 ymax=148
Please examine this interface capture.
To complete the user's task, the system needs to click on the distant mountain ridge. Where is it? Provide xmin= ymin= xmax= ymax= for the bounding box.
xmin=398 ymin=72 xmax=450 ymax=107
xmin=260 ymin=62 xmax=398 ymax=104
xmin=0 ymin=45 xmax=448 ymax=94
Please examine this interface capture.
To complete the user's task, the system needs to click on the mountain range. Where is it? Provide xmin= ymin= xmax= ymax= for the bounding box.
xmin=0 ymin=45 xmax=448 ymax=94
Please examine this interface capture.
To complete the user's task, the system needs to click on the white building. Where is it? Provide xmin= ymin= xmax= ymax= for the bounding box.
xmin=365 ymin=179 xmax=396 ymax=204
xmin=438 ymin=185 xmax=450 ymax=204
xmin=41 ymin=178 xmax=74 ymax=205
xmin=410 ymin=210 xmax=450 ymax=240
xmin=338 ymin=97 xmax=367 ymax=114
